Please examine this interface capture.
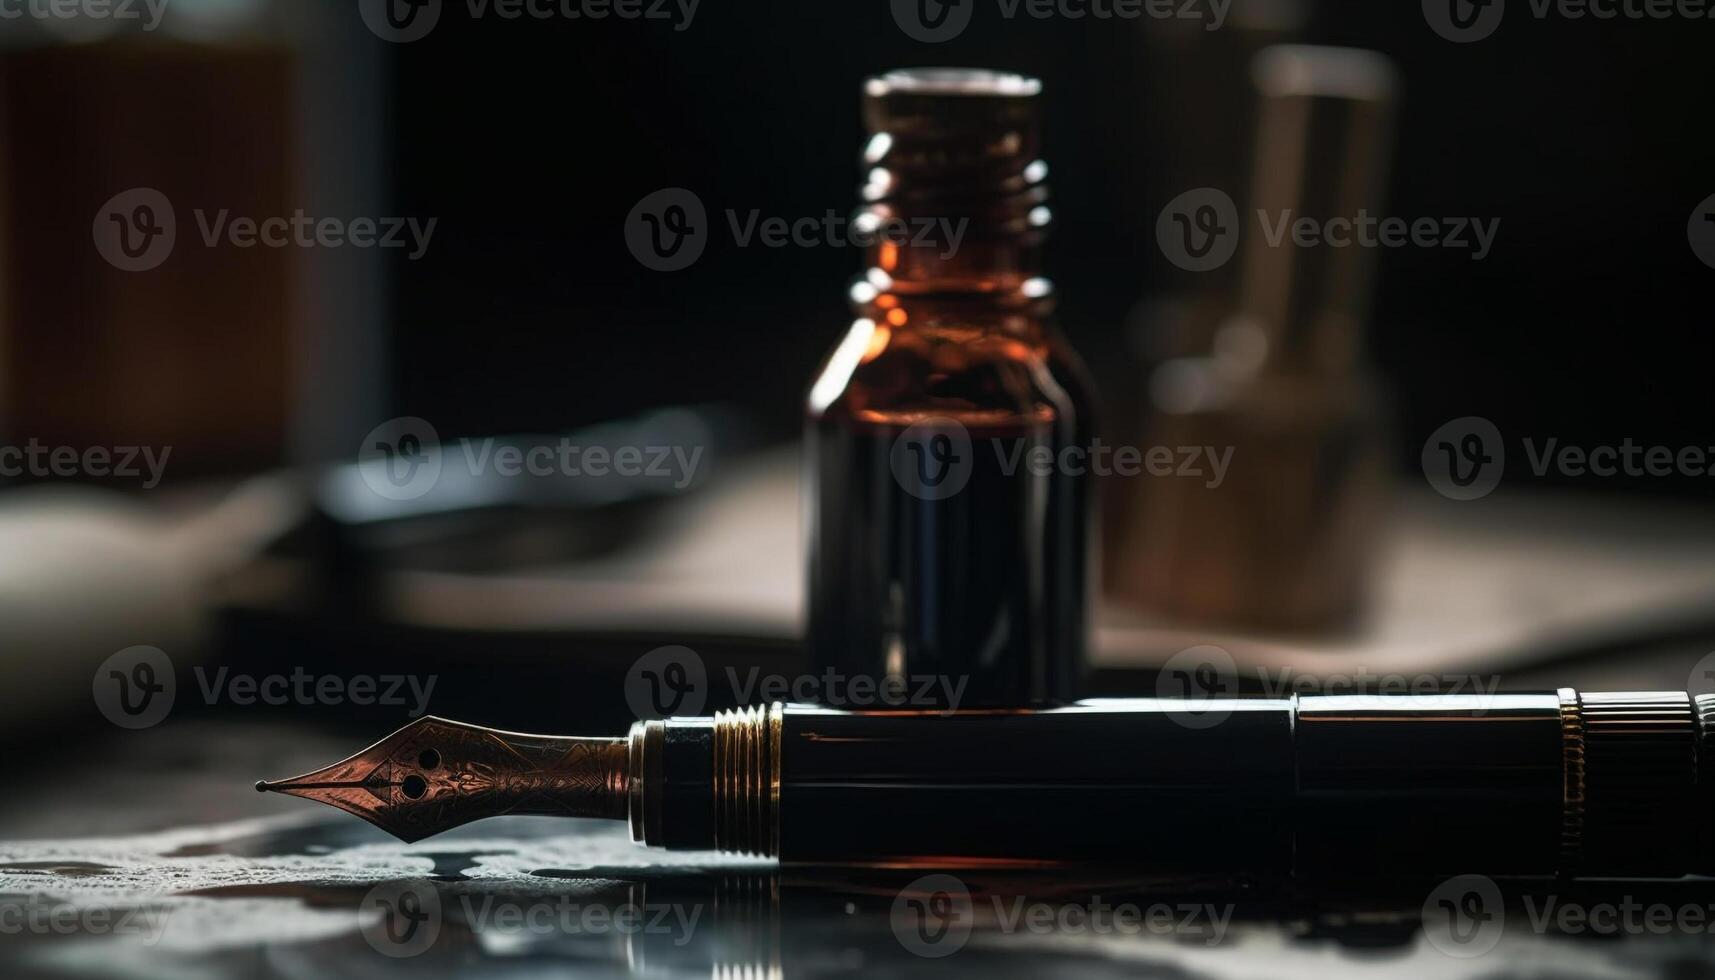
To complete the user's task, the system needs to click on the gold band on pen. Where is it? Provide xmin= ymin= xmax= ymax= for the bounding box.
xmin=712 ymin=703 xmax=783 ymax=858
xmin=1557 ymin=687 xmax=1586 ymax=871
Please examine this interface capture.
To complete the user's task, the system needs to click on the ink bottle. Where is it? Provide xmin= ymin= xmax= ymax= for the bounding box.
xmin=805 ymin=69 xmax=1095 ymax=709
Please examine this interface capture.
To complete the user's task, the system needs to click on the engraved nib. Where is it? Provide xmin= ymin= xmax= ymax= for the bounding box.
xmin=257 ymin=716 xmax=629 ymax=843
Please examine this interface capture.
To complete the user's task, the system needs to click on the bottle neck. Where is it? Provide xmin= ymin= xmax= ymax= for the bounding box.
xmin=855 ymin=88 xmax=1052 ymax=304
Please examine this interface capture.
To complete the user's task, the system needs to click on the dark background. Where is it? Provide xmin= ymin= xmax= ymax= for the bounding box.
xmin=387 ymin=1 xmax=1713 ymax=496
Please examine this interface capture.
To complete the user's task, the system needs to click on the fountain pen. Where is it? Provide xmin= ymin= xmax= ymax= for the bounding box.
xmin=260 ymin=691 xmax=1715 ymax=876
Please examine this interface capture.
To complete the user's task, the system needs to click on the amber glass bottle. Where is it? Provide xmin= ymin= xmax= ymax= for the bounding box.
xmin=805 ymin=69 xmax=1094 ymax=708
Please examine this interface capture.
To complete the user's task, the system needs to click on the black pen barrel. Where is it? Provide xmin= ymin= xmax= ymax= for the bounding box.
xmin=628 ymin=692 xmax=1714 ymax=877
xmin=777 ymin=701 xmax=1294 ymax=869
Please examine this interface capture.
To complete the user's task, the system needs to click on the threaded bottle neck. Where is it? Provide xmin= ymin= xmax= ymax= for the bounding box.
xmin=857 ymin=69 xmax=1052 ymax=300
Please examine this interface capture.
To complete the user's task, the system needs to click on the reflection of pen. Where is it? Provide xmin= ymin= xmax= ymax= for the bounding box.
xmin=261 ymin=691 xmax=1711 ymax=876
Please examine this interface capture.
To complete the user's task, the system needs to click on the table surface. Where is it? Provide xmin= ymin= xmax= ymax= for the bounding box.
xmin=8 ymin=463 xmax=1715 ymax=977
xmin=5 ymin=720 xmax=1715 ymax=979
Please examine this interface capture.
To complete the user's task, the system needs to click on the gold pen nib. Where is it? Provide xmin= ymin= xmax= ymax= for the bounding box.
xmin=257 ymin=716 xmax=629 ymax=843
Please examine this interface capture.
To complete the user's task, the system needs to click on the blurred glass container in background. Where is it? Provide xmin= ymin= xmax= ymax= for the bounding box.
xmin=1111 ymin=46 xmax=1398 ymax=633
xmin=0 ymin=0 xmax=386 ymax=480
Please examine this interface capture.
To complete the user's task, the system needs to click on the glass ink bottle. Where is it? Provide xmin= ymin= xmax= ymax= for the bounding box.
xmin=805 ymin=69 xmax=1095 ymax=709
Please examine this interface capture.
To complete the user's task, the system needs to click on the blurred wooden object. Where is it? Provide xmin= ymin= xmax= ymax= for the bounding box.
xmin=0 ymin=40 xmax=296 ymax=480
